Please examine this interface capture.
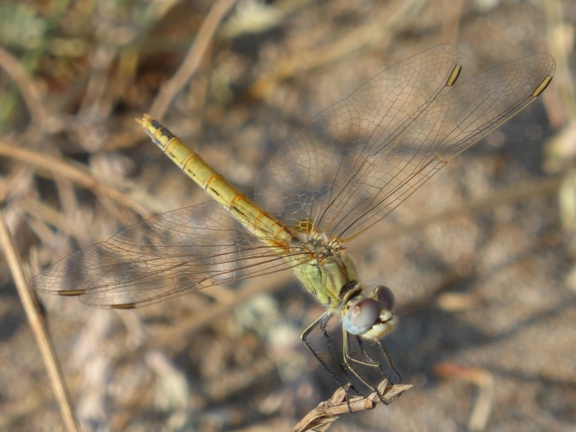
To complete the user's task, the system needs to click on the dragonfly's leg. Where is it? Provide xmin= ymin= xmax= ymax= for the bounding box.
xmin=355 ymin=336 xmax=389 ymax=377
xmin=373 ymin=337 xmax=402 ymax=384
xmin=300 ymin=312 xmax=351 ymax=387
xmin=301 ymin=312 xmax=380 ymax=414
xmin=300 ymin=312 xmax=374 ymax=414
xmin=342 ymin=332 xmax=382 ymax=396
xmin=342 ymin=332 xmax=401 ymax=404
xmin=352 ymin=336 xmax=403 ymax=384
xmin=356 ymin=336 xmax=402 ymax=404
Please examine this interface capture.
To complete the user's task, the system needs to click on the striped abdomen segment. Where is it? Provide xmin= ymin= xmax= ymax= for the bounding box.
xmin=137 ymin=115 xmax=296 ymax=248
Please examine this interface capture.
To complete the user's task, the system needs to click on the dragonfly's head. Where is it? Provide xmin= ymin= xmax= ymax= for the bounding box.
xmin=342 ymin=285 xmax=397 ymax=339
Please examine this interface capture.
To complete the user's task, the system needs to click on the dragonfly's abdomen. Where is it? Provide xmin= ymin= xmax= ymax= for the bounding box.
xmin=138 ymin=115 xmax=295 ymax=246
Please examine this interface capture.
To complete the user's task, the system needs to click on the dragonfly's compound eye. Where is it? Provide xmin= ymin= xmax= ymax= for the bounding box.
xmin=375 ymin=285 xmax=396 ymax=311
xmin=343 ymin=298 xmax=380 ymax=335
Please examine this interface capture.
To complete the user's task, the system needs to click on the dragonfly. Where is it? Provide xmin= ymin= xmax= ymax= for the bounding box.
xmin=31 ymin=45 xmax=555 ymax=398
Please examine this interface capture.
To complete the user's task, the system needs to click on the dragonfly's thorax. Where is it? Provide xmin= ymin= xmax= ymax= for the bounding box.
xmin=292 ymin=232 xmax=359 ymax=309
xmin=299 ymin=230 xmax=343 ymax=257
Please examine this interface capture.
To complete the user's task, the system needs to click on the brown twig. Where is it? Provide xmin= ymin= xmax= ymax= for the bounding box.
xmin=293 ymin=379 xmax=412 ymax=432
xmin=435 ymin=363 xmax=495 ymax=432
xmin=149 ymin=0 xmax=237 ymax=118
xmin=0 ymin=46 xmax=47 ymax=124
xmin=0 ymin=210 xmax=79 ymax=431
xmin=249 ymin=0 xmax=427 ymax=99
xmin=0 ymin=141 xmax=152 ymax=219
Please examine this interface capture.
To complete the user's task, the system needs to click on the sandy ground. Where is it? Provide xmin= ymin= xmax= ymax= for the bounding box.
xmin=0 ymin=0 xmax=575 ymax=431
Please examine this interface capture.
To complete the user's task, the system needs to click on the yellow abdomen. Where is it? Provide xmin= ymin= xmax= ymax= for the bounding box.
xmin=137 ymin=115 xmax=296 ymax=249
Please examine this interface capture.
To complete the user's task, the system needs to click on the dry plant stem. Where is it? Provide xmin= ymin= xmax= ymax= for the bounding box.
xmin=0 ymin=210 xmax=80 ymax=432
xmin=78 ymin=45 xmax=117 ymax=118
xmin=435 ymin=363 xmax=494 ymax=432
xmin=468 ymin=378 xmax=494 ymax=432
xmin=21 ymin=198 xmax=85 ymax=240
xmin=0 ymin=142 xmax=151 ymax=219
xmin=250 ymin=0 xmax=427 ymax=98
xmin=293 ymin=380 xmax=412 ymax=432
xmin=150 ymin=0 xmax=237 ymax=118
xmin=0 ymin=46 xmax=47 ymax=124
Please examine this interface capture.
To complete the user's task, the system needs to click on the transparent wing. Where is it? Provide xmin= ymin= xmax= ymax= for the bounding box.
xmin=255 ymin=44 xmax=555 ymax=241
xmin=30 ymin=201 xmax=305 ymax=308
